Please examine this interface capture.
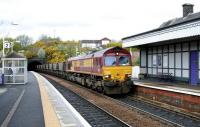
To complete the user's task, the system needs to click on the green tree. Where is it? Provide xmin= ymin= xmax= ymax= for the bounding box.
xmin=48 ymin=52 xmax=65 ymax=63
xmin=106 ymin=42 xmax=122 ymax=48
xmin=16 ymin=35 xmax=33 ymax=47
xmin=13 ymin=42 xmax=23 ymax=52
xmin=37 ymin=48 xmax=45 ymax=58
xmin=24 ymin=50 xmax=37 ymax=58
xmin=38 ymin=34 xmax=60 ymax=43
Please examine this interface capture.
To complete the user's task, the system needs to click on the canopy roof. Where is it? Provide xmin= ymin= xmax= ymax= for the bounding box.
xmin=122 ymin=10 xmax=200 ymax=47
xmin=5 ymin=52 xmax=25 ymax=58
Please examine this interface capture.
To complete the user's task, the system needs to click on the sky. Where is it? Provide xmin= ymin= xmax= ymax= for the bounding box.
xmin=0 ymin=0 xmax=200 ymax=41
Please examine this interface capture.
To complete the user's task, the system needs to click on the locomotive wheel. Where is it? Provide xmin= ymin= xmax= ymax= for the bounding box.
xmin=97 ymin=86 xmax=103 ymax=93
xmin=81 ymin=78 xmax=85 ymax=86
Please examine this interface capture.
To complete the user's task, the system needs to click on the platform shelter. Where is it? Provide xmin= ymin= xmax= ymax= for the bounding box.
xmin=2 ymin=52 xmax=27 ymax=84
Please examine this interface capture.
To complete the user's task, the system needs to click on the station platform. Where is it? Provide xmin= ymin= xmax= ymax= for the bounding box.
xmin=134 ymin=80 xmax=200 ymax=96
xmin=0 ymin=72 xmax=91 ymax=127
xmin=133 ymin=80 xmax=200 ymax=116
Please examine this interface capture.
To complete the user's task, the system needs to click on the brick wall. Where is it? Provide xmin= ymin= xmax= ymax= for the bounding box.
xmin=134 ymin=86 xmax=200 ymax=113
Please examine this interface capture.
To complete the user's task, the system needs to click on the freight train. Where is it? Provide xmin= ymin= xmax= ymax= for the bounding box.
xmin=37 ymin=46 xmax=133 ymax=94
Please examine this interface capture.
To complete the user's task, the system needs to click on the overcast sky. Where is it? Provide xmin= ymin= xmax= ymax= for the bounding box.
xmin=0 ymin=0 xmax=200 ymax=41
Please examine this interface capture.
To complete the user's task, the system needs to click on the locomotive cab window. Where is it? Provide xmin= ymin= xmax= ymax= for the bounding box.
xmin=119 ymin=56 xmax=130 ymax=66
xmin=105 ymin=56 xmax=116 ymax=66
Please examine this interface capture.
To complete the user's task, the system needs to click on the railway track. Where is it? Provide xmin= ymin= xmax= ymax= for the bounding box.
xmin=42 ymin=73 xmax=200 ymax=127
xmin=115 ymin=96 xmax=200 ymax=127
xmin=58 ymin=77 xmax=200 ymax=127
xmin=46 ymin=77 xmax=130 ymax=127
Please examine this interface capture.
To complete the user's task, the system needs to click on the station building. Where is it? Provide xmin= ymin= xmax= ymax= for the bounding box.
xmin=122 ymin=4 xmax=200 ymax=85
xmin=81 ymin=38 xmax=111 ymax=49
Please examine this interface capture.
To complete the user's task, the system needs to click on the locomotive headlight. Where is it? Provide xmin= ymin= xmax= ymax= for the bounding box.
xmin=104 ymin=74 xmax=111 ymax=79
xmin=125 ymin=74 xmax=132 ymax=78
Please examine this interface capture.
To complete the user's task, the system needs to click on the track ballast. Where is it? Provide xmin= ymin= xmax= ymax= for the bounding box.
xmin=46 ymin=77 xmax=130 ymax=127
xmin=116 ymin=96 xmax=200 ymax=127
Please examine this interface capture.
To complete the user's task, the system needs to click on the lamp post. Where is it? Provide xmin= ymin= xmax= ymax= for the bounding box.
xmin=2 ymin=22 xmax=18 ymax=57
xmin=1 ymin=22 xmax=18 ymax=77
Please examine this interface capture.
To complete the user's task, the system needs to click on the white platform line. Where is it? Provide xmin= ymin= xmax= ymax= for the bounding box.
xmin=33 ymin=72 xmax=91 ymax=127
xmin=134 ymin=81 xmax=200 ymax=97
xmin=1 ymin=89 xmax=25 ymax=127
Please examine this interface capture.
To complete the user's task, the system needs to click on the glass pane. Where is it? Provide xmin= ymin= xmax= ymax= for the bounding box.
xmin=5 ymin=60 xmax=12 ymax=67
xmin=119 ymin=56 xmax=130 ymax=66
xmin=13 ymin=68 xmax=24 ymax=75
xmin=182 ymin=43 xmax=189 ymax=51
xmin=176 ymin=44 xmax=181 ymax=52
xmin=148 ymin=55 xmax=152 ymax=67
xmin=158 ymin=46 xmax=162 ymax=53
xmin=14 ymin=60 xmax=19 ymax=67
xmin=169 ymin=45 xmax=174 ymax=52
xmin=15 ymin=76 xmax=24 ymax=83
xmin=0 ymin=61 xmax=2 ymax=68
xmin=157 ymin=54 xmax=162 ymax=67
xmin=105 ymin=56 xmax=116 ymax=66
xmin=182 ymin=52 xmax=189 ymax=69
xmin=153 ymin=55 xmax=157 ymax=66
xmin=163 ymin=54 xmax=168 ymax=67
xmin=163 ymin=45 xmax=168 ymax=53
xmin=4 ymin=68 xmax=13 ymax=75
xmin=169 ymin=53 xmax=174 ymax=68
xmin=19 ymin=60 xmax=24 ymax=67
xmin=4 ymin=76 xmax=13 ymax=83
xmin=153 ymin=47 xmax=157 ymax=53
xmin=175 ymin=53 xmax=181 ymax=68
xmin=148 ymin=68 xmax=152 ymax=74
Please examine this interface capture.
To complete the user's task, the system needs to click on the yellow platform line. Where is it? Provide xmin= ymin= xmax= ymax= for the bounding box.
xmin=33 ymin=72 xmax=61 ymax=127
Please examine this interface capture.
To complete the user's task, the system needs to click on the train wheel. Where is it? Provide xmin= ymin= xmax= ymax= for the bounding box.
xmin=97 ymin=86 xmax=103 ymax=93
xmin=81 ymin=78 xmax=85 ymax=86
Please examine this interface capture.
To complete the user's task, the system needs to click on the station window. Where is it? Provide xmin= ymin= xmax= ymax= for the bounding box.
xmin=153 ymin=55 xmax=157 ymax=66
xmin=157 ymin=54 xmax=162 ymax=67
xmin=163 ymin=54 xmax=168 ymax=67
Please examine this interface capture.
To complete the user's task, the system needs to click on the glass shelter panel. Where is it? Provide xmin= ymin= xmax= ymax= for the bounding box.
xmin=163 ymin=45 xmax=168 ymax=53
xmin=182 ymin=70 xmax=189 ymax=78
xmin=163 ymin=54 xmax=168 ymax=68
xmin=169 ymin=45 xmax=174 ymax=52
xmin=5 ymin=60 xmax=12 ymax=67
xmin=182 ymin=52 xmax=189 ymax=69
xmin=182 ymin=43 xmax=189 ymax=51
xmin=175 ymin=53 xmax=181 ymax=68
xmin=148 ymin=55 xmax=152 ymax=67
xmin=3 ymin=59 xmax=27 ymax=84
xmin=169 ymin=53 xmax=174 ymax=68
xmin=157 ymin=54 xmax=162 ymax=68
xmin=141 ymin=49 xmax=146 ymax=67
xmin=190 ymin=42 xmax=197 ymax=51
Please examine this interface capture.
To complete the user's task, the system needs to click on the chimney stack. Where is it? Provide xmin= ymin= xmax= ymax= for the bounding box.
xmin=182 ymin=3 xmax=194 ymax=17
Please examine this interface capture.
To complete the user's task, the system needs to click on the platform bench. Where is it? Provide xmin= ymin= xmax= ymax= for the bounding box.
xmin=157 ymin=72 xmax=174 ymax=81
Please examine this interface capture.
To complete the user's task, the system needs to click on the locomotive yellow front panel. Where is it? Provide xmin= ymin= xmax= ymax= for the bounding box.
xmin=102 ymin=66 xmax=132 ymax=82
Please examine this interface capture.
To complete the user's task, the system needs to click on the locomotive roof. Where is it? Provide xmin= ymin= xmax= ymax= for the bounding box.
xmin=67 ymin=46 xmax=126 ymax=61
